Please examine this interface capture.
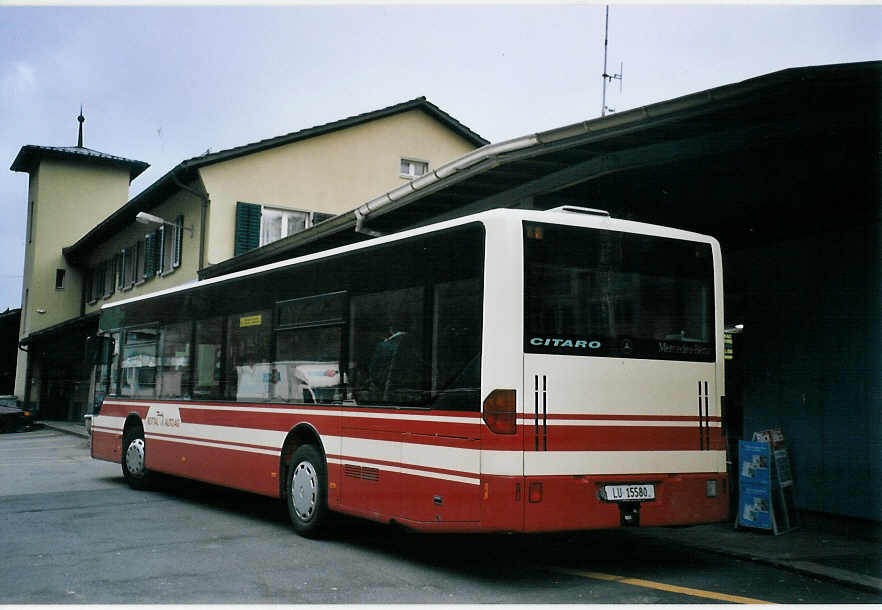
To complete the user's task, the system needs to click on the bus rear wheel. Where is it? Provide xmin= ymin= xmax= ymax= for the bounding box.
xmin=121 ymin=426 xmax=152 ymax=490
xmin=285 ymin=444 xmax=328 ymax=537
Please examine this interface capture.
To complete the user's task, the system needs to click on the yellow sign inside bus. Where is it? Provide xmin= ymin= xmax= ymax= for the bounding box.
xmin=240 ymin=314 xmax=263 ymax=328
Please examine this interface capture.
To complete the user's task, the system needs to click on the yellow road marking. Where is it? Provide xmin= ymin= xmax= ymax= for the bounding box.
xmin=554 ymin=567 xmax=774 ymax=604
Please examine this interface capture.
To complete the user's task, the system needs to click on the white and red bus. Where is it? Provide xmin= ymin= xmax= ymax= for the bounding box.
xmin=90 ymin=206 xmax=728 ymax=536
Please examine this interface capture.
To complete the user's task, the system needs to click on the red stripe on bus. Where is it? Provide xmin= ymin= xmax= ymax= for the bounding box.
xmin=532 ymin=424 xmax=726 ymax=452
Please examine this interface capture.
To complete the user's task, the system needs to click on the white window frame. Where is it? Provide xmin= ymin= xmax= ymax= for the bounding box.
xmin=400 ymin=157 xmax=429 ymax=180
xmin=258 ymin=205 xmax=328 ymax=247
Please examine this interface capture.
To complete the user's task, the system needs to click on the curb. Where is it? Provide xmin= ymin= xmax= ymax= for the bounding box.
xmin=661 ymin=537 xmax=882 ymax=595
xmin=41 ymin=422 xmax=89 ymax=439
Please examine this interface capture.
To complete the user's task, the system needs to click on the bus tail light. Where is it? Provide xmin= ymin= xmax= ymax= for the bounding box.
xmin=483 ymin=389 xmax=516 ymax=434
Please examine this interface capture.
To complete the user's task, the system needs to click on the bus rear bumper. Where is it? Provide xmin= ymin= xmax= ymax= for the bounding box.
xmin=481 ymin=472 xmax=729 ymax=533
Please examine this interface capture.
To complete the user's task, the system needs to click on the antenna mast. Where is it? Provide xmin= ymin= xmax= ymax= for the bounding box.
xmin=601 ymin=5 xmax=623 ymax=117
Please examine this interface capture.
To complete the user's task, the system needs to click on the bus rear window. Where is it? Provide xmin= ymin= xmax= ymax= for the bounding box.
xmin=524 ymin=222 xmax=715 ymax=362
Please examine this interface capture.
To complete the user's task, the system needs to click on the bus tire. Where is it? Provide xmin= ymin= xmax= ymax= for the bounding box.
xmin=121 ymin=426 xmax=152 ymax=490
xmin=286 ymin=444 xmax=328 ymax=537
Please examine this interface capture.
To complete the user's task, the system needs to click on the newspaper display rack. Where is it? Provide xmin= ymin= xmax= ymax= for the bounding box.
xmin=736 ymin=428 xmax=799 ymax=535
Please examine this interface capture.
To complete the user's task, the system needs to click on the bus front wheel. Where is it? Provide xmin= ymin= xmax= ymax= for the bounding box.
xmin=121 ymin=426 xmax=152 ymax=490
xmin=285 ymin=444 xmax=328 ymax=537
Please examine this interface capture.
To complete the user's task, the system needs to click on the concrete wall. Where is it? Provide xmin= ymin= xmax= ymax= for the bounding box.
xmin=725 ymin=221 xmax=881 ymax=521
xmin=198 ymin=109 xmax=478 ymax=265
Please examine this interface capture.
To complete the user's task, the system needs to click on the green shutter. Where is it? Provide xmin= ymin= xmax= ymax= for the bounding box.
xmin=235 ymin=202 xmax=261 ymax=256
xmin=144 ymin=232 xmax=156 ymax=277
xmin=96 ymin=262 xmax=105 ymax=297
xmin=85 ymin=268 xmax=94 ymax=302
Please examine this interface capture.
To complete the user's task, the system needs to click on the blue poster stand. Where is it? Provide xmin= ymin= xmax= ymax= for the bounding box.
xmin=736 ymin=439 xmax=797 ymax=534
xmin=736 ymin=441 xmax=773 ymax=531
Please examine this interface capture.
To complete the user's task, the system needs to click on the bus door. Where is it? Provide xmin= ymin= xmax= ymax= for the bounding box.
xmin=339 ymin=229 xmax=485 ymax=526
xmin=401 ymin=277 xmax=484 ymax=525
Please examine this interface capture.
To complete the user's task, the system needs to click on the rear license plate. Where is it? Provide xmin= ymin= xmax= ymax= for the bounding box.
xmin=603 ymin=484 xmax=655 ymax=502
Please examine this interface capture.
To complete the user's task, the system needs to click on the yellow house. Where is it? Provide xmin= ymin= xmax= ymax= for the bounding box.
xmin=11 ymin=98 xmax=487 ymax=421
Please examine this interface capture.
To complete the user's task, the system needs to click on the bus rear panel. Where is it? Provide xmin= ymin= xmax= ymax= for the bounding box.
xmin=520 ymin=218 xmax=725 ymax=530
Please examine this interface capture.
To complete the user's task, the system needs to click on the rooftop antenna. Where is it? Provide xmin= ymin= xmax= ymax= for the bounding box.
xmin=77 ymin=105 xmax=85 ymax=147
xmin=601 ymin=5 xmax=623 ymax=117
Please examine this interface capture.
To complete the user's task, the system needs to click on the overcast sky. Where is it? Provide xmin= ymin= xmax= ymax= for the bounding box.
xmin=1 ymin=4 xmax=879 ymax=311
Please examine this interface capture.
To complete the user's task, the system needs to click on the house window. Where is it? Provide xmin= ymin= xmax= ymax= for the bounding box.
xmin=155 ymin=216 xmax=184 ymax=275
xmin=235 ymin=203 xmax=334 ymax=256
xmin=261 ymin=208 xmax=308 ymax=246
xmin=103 ymin=259 xmax=115 ymax=298
xmin=135 ymin=241 xmax=146 ymax=284
xmin=89 ymin=262 xmax=105 ymax=302
xmin=400 ymin=158 xmax=428 ymax=180
xmin=173 ymin=215 xmax=184 ymax=268
xmin=144 ymin=231 xmax=159 ymax=278
xmin=116 ymin=253 xmax=124 ymax=290
xmin=122 ymin=246 xmax=136 ymax=289
xmin=55 ymin=268 xmax=66 ymax=290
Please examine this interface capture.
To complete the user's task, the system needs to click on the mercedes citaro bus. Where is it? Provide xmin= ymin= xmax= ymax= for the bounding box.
xmin=90 ymin=206 xmax=728 ymax=536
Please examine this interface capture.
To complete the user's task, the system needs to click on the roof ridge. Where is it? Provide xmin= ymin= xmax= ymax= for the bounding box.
xmin=180 ymin=96 xmax=486 ymax=169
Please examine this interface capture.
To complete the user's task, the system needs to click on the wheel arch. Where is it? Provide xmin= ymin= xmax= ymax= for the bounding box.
xmin=279 ymin=422 xmax=326 ymax=499
xmin=122 ymin=412 xmax=144 ymax=438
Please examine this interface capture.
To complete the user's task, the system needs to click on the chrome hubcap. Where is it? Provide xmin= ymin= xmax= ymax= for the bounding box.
xmin=125 ymin=438 xmax=146 ymax=478
xmin=291 ymin=461 xmax=317 ymax=520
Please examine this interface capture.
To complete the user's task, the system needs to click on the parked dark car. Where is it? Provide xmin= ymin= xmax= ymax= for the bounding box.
xmin=0 ymin=404 xmax=23 ymax=433
xmin=0 ymin=396 xmax=33 ymax=433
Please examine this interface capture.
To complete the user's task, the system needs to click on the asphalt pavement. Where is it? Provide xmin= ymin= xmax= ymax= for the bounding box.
xmin=41 ymin=419 xmax=882 ymax=595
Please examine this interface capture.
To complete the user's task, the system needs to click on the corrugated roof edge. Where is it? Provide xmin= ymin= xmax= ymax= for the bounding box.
xmin=198 ymin=60 xmax=881 ymax=280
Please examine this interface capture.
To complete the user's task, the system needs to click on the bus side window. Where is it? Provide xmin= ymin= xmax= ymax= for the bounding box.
xmin=97 ymin=331 xmax=121 ymax=397
xmin=430 ymin=278 xmax=482 ymax=412
xmin=120 ymin=327 xmax=158 ymax=398
xmin=193 ymin=317 xmax=223 ymax=399
xmin=225 ymin=310 xmax=272 ymax=402
xmin=275 ymin=326 xmax=343 ymax=404
xmin=274 ymin=293 xmax=345 ymax=404
xmin=349 ymin=287 xmax=426 ymax=405
xmin=158 ymin=321 xmax=192 ymax=399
